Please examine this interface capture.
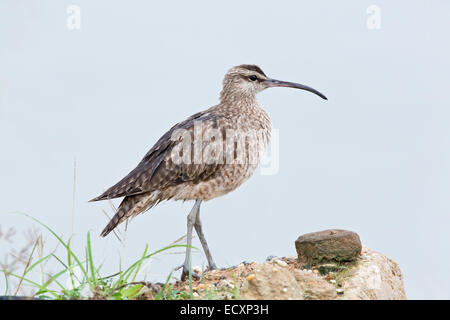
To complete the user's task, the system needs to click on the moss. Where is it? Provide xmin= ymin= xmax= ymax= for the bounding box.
xmin=332 ymin=260 xmax=360 ymax=287
xmin=318 ymin=264 xmax=348 ymax=276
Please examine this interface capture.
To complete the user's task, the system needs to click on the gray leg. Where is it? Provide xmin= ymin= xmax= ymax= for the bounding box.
xmin=194 ymin=204 xmax=217 ymax=271
xmin=181 ymin=199 xmax=202 ymax=280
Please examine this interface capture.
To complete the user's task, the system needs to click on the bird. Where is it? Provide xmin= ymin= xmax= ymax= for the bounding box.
xmin=90 ymin=64 xmax=327 ymax=280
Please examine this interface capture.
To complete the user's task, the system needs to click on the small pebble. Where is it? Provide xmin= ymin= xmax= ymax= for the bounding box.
xmin=193 ymin=266 xmax=202 ymax=274
xmin=196 ymin=283 xmax=206 ymax=290
xmin=221 ymin=280 xmax=234 ymax=289
xmin=282 ymin=287 xmax=287 ymax=293
xmin=329 ymin=279 xmax=337 ymax=284
xmin=336 ymin=288 xmax=344 ymax=294
xmin=246 ymin=274 xmax=256 ymax=281
xmin=193 ymin=292 xmax=199 ymax=297
xmin=274 ymin=259 xmax=288 ymax=267
xmin=266 ymin=255 xmax=277 ymax=261
xmin=307 ymin=269 xmax=312 ymax=273
xmin=313 ymin=269 xmax=319 ymax=274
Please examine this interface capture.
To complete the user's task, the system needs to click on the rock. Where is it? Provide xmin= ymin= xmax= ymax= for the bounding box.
xmin=335 ymin=247 xmax=407 ymax=300
xmin=265 ymin=255 xmax=278 ymax=261
xmin=195 ymin=283 xmax=206 ymax=290
xmin=240 ymin=262 xmax=336 ymax=300
xmin=295 ymin=229 xmax=362 ymax=265
xmin=240 ymin=262 xmax=337 ymax=300
xmin=274 ymin=259 xmax=288 ymax=267
xmin=239 ymin=246 xmax=406 ymax=300
xmin=293 ymin=269 xmax=338 ymax=300
xmin=246 ymin=274 xmax=256 ymax=281
xmin=336 ymin=288 xmax=345 ymax=295
xmin=192 ymin=266 xmax=202 ymax=274
xmin=170 ymin=229 xmax=406 ymax=300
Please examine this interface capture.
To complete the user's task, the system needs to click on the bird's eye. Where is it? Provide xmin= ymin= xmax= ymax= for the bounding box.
xmin=249 ymin=75 xmax=258 ymax=81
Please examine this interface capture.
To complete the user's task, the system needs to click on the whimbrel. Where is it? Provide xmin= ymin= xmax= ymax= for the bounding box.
xmin=90 ymin=64 xmax=327 ymax=279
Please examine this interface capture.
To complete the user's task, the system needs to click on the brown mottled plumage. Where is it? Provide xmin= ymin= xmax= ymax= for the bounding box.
xmin=90 ymin=64 xmax=327 ymax=278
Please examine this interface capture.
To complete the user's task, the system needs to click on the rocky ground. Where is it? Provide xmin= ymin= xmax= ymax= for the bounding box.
xmin=167 ymin=246 xmax=405 ymax=300
xmin=151 ymin=229 xmax=407 ymax=300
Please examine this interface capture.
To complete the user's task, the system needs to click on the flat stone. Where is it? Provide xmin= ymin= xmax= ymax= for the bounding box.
xmin=295 ymin=229 xmax=362 ymax=265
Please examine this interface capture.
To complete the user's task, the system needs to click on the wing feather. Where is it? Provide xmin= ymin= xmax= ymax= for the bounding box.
xmin=90 ymin=108 xmax=224 ymax=202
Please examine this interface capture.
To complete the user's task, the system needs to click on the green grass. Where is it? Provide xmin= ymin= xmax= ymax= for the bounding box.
xmin=0 ymin=159 xmax=243 ymax=300
xmin=1 ymin=214 xmax=244 ymax=300
xmin=0 ymin=213 xmax=195 ymax=300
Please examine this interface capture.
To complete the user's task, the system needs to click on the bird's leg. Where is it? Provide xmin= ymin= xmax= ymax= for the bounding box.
xmin=194 ymin=205 xmax=217 ymax=271
xmin=181 ymin=199 xmax=202 ymax=281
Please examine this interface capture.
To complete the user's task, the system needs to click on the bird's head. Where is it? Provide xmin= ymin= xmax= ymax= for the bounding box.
xmin=220 ymin=64 xmax=327 ymax=102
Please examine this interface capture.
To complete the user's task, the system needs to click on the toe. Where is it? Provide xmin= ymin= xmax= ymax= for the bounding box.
xmin=206 ymin=264 xmax=218 ymax=271
xmin=181 ymin=266 xmax=201 ymax=281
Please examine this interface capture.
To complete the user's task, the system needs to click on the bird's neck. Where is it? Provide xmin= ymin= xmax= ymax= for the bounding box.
xmin=219 ymin=91 xmax=259 ymax=110
xmin=217 ymin=94 xmax=271 ymax=132
xmin=219 ymin=97 xmax=262 ymax=117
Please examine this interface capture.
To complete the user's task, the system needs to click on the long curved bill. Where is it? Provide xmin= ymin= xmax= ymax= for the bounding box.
xmin=264 ymin=78 xmax=327 ymax=100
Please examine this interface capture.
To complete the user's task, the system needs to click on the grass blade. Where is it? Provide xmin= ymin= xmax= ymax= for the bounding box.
xmin=15 ymin=213 xmax=90 ymax=284
xmin=86 ymin=231 xmax=97 ymax=287
xmin=14 ymin=238 xmax=38 ymax=295
xmin=131 ymin=244 xmax=148 ymax=282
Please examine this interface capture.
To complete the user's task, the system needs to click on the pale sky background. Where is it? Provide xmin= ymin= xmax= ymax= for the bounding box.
xmin=1 ymin=1 xmax=449 ymax=299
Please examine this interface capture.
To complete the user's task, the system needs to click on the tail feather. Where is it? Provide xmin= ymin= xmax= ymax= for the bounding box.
xmin=89 ymin=188 xmax=142 ymax=202
xmin=100 ymin=191 xmax=155 ymax=237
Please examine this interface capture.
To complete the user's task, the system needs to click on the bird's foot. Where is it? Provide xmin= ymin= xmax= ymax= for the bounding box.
xmin=177 ymin=264 xmax=202 ymax=282
xmin=205 ymin=263 xmax=217 ymax=272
